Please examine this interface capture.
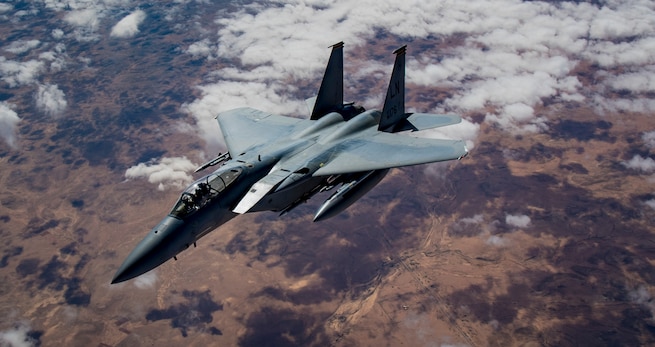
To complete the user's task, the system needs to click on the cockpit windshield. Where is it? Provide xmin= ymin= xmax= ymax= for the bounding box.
xmin=170 ymin=168 xmax=242 ymax=219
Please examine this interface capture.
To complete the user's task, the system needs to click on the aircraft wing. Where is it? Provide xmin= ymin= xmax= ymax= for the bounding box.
xmin=217 ymin=107 xmax=303 ymax=155
xmin=314 ymin=132 xmax=468 ymax=176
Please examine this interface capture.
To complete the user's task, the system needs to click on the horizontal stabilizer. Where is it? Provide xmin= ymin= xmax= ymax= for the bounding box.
xmin=313 ymin=132 xmax=468 ymax=176
xmin=393 ymin=113 xmax=462 ymax=132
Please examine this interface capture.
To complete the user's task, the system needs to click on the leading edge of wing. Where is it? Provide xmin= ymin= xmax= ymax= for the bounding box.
xmin=217 ymin=107 xmax=303 ymax=155
xmin=313 ymin=132 xmax=468 ymax=176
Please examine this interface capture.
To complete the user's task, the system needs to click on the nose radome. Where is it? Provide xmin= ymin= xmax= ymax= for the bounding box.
xmin=111 ymin=216 xmax=185 ymax=284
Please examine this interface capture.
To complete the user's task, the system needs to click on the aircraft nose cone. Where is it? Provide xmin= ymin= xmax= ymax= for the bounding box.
xmin=111 ymin=216 xmax=185 ymax=284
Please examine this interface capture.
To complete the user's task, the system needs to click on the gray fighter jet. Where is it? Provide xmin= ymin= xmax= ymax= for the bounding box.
xmin=111 ymin=42 xmax=468 ymax=284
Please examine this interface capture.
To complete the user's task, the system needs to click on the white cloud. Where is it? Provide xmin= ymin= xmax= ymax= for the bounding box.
xmin=402 ymin=312 xmax=462 ymax=347
xmin=4 ymin=40 xmax=40 ymax=54
xmin=486 ymin=103 xmax=548 ymax=134
xmin=51 ymin=29 xmax=65 ymax=40
xmin=460 ymin=214 xmax=484 ymax=225
xmin=186 ymin=39 xmax=217 ymax=60
xmin=35 ymin=84 xmax=67 ymax=117
xmin=134 ymin=271 xmax=157 ymax=289
xmin=505 ymin=214 xmax=531 ymax=228
xmin=64 ymin=9 xmax=99 ymax=30
xmin=110 ymin=10 xmax=146 ymax=38
xmin=125 ymin=156 xmax=197 ymax=191
xmin=643 ymin=131 xmax=655 ymax=149
xmin=450 ymin=215 xmax=503 ymax=243
xmin=0 ymin=3 xmax=13 ymax=13
xmin=486 ymin=235 xmax=508 ymax=247
xmin=629 ymin=285 xmax=655 ymax=320
xmin=0 ymin=57 xmax=44 ymax=87
xmin=589 ymin=6 xmax=654 ymax=40
xmin=179 ymin=0 xmax=655 ymax=143
xmin=0 ymin=321 xmax=38 ymax=347
xmin=645 ymin=199 xmax=655 ymax=210
xmin=38 ymin=44 xmax=68 ymax=73
xmin=622 ymin=155 xmax=655 ymax=173
xmin=609 ymin=71 xmax=655 ymax=93
xmin=585 ymin=37 xmax=655 ymax=68
xmin=61 ymin=306 xmax=79 ymax=322
xmin=0 ymin=102 xmax=20 ymax=148
xmin=39 ymin=0 xmax=143 ymax=40
xmin=595 ymin=96 xmax=655 ymax=114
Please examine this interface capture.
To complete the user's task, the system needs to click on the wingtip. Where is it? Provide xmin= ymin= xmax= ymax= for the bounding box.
xmin=459 ymin=144 xmax=469 ymax=160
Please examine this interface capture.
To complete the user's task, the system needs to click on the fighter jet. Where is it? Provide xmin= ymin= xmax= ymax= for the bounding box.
xmin=111 ymin=42 xmax=468 ymax=284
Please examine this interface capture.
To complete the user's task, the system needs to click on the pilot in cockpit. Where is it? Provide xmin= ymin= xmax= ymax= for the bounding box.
xmin=193 ymin=182 xmax=211 ymax=202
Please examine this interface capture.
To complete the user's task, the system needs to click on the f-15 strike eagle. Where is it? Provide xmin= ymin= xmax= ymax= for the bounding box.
xmin=112 ymin=42 xmax=468 ymax=284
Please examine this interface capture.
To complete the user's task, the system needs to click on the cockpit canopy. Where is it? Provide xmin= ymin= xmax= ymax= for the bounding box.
xmin=170 ymin=168 xmax=242 ymax=219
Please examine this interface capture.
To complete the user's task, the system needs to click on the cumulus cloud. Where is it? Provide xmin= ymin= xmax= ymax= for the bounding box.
xmin=35 ymin=84 xmax=67 ymax=117
xmin=64 ymin=9 xmax=100 ymax=32
xmin=486 ymin=103 xmax=549 ymax=134
xmin=505 ymin=214 xmax=531 ymax=228
xmin=125 ymin=156 xmax=197 ymax=191
xmin=451 ymin=213 xmax=519 ymax=246
xmin=629 ymin=285 xmax=655 ymax=320
xmin=176 ymin=0 xmax=655 ymax=147
xmin=643 ymin=131 xmax=655 ymax=149
xmin=4 ymin=40 xmax=40 ymax=54
xmin=0 ymin=57 xmax=44 ymax=87
xmin=0 ymin=3 xmax=13 ymax=13
xmin=186 ymin=39 xmax=217 ymax=60
xmin=645 ymin=199 xmax=655 ymax=210
xmin=45 ymin=1 xmax=145 ymax=41
xmin=51 ymin=29 xmax=65 ymax=40
xmin=486 ymin=235 xmax=508 ymax=247
xmin=403 ymin=312 xmax=461 ymax=346
xmin=134 ymin=271 xmax=157 ymax=289
xmin=460 ymin=214 xmax=484 ymax=225
xmin=622 ymin=155 xmax=655 ymax=173
xmin=609 ymin=71 xmax=655 ymax=94
xmin=0 ymin=321 xmax=39 ymax=347
xmin=110 ymin=10 xmax=146 ymax=38
xmin=450 ymin=214 xmax=506 ymax=247
xmin=0 ymin=102 xmax=20 ymax=148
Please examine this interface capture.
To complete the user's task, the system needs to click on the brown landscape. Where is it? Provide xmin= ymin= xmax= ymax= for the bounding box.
xmin=2 ymin=1 xmax=655 ymax=346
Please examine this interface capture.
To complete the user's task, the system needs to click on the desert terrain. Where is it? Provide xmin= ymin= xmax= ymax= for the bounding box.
xmin=1 ymin=1 xmax=655 ymax=346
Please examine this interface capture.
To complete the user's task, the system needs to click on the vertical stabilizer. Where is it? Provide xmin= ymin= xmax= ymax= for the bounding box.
xmin=311 ymin=42 xmax=344 ymax=120
xmin=379 ymin=45 xmax=407 ymax=131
